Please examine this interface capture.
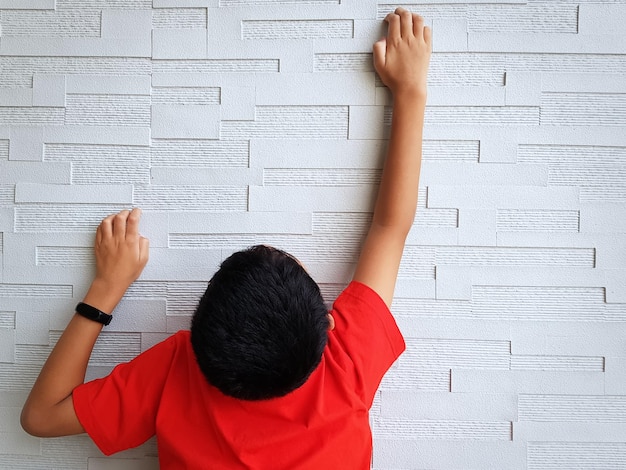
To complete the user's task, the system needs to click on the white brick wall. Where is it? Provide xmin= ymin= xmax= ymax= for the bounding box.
xmin=0 ymin=1 xmax=625 ymax=468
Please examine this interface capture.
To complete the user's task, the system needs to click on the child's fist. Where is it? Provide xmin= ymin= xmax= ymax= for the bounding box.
xmin=373 ymin=8 xmax=432 ymax=97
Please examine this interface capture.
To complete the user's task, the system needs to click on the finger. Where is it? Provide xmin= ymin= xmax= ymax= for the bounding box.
xmin=126 ymin=207 xmax=142 ymax=239
xmin=373 ymin=38 xmax=386 ymax=71
xmin=412 ymin=13 xmax=424 ymax=38
xmin=99 ymin=214 xmax=115 ymax=240
xmin=113 ymin=210 xmax=130 ymax=239
xmin=385 ymin=12 xmax=401 ymax=42
xmin=95 ymin=224 xmax=103 ymax=246
xmin=396 ymin=8 xmax=413 ymax=38
xmin=423 ymin=24 xmax=432 ymax=47
xmin=139 ymin=237 xmax=150 ymax=265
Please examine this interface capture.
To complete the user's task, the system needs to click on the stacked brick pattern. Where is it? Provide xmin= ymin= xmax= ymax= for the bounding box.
xmin=1 ymin=0 xmax=625 ymax=468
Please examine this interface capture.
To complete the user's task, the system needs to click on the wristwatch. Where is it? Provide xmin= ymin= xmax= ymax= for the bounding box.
xmin=75 ymin=302 xmax=113 ymax=326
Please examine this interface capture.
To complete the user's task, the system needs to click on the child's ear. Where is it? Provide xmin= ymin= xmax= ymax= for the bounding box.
xmin=327 ymin=314 xmax=336 ymax=331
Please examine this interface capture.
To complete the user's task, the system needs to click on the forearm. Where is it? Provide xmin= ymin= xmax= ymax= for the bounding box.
xmin=372 ymin=90 xmax=426 ymax=234
xmin=21 ymin=283 xmax=123 ymax=435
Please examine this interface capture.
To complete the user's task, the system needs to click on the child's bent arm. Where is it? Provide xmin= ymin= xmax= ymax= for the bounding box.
xmin=21 ymin=209 xmax=149 ymax=437
xmin=353 ymin=9 xmax=431 ymax=307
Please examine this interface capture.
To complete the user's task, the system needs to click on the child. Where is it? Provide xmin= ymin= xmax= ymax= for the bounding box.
xmin=21 ymin=8 xmax=431 ymax=469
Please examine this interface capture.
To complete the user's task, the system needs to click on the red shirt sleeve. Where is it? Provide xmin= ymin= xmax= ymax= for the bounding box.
xmin=72 ymin=332 xmax=181 ymax=456
xmin=328 ymin=281 xmax=405 ymax=407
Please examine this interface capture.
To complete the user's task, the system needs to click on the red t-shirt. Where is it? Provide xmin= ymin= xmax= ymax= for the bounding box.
xmin=73 ymin=281 xmax=405 ymax=469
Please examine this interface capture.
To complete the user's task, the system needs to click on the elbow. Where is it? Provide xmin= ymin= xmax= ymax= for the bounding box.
xmin=20 ymin=403 xmax=45 ymax=437
xmin=21 ymin=404 xmax=51 ymax=437
xmin=20 ymin=405 xmax=41 ymax=437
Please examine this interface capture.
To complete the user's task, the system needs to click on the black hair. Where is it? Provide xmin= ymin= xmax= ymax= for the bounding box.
xmin=190 ymin=245 xmax=329 ymax=400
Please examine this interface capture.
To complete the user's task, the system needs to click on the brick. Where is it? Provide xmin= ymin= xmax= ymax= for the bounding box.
xmin=514 ymin=422 xmax=626 ymax=443
xmin=0 ymin=162 xmax=70 ymax=184
xmin=432 ymin=19 xmax=468 ymax=52
xmin=505 ymin=72 xmax=542 ymax=106
xmin=15 ymin=309 xmax=49 ymax=345
xmin=66 ymin=94 xmax=151 ymax=127
xmin=541 ymin=73 xmax=626 ymax=93
xmin=13 ymin=205 xmax=125 ymax=233
xmin=541 ymin=92 xmax=626 ymax=127
xmin=45 ymin=143 xmax=150 ymax=185
xmin=452 ymin=370 xmax=604 ymax=395
xmin=0 ymin=431 xmax=40 ymax=455
xmin=241 ymin=20 xmax=353 ymax=40
xmin=133 ymin=185 xmax=246 ymax=211
xmin=348 ymin=105 xmax=385 ymax=140
xmin=510 ymin=321 xmax=626 ymax=356
xmin=456 ymin=209 xmax=497 ymax=246
xmin=151 ymin=105 xmax=220 ymax=139
xmin=428 ymin=85 xmax=505 ymax=106
xmin=0 ymin=88 xmax=31 ymax=107
xmin=0 ymin=0 xmax=54 ymax=7
xmin=15 ymin=183 xmax=133 ymax=204
xmin=221 ymin=106 xmax=348 ymax=139
xmin=32 ymin=74 xmax=65 ymax=107
xmin=528 ymin=442 xmax=626 ymax=470
xmin=402 ymin=337 xmax=510 ymax=370
xmin=141 ymin=248 xmax=222 ymax=281
xmin=435 ymin=266 xmax=610 ymax=300
xmin=374 ymin=440 xmax=526 ymax=470
xmin=100 ymin=10 xmax=153 ymax=39
xmin=255 ymin=72 xmax=375 ymax=106
xmin=580 ymin=204 xmax=626 ymax=234
xmin=394 ymin=278 xmax=436 ymax=299
xmin=0 ymin=37 xmax=151 ymax=57
xmin=469 ymin=32 xmax=626 ymax=54
xmin=518 ymin=394 xmax=626 ymax=422
xmin=250 ymin=138 xmax=385 ymax=168
xmin=152 ymin=86 xmax=220 ymax=105
xmin=479 ymin=135 xmax=517 ymax=163
xmin=496 ymin=210 xmax=580 ymax=233
xmin=168 ymin=211 xmax=311 ymax=235
xmin=0 ymin=329 xmax=15 ymax=363
xmin=373 ymin=416 xmax=511 ymax=440
xmin=605 ymin=357 xmax=626 ymax=395
xmin=152 ymin=8 xmax=207 ymax=29
xmin=8 ymin=126 xmax=44 ymax=161
xmin=428 ymin=185 xmax=579 ymax=210
xmin=152 ymin=29 xmax=208 ymax=59
xmin=0 ymin=107 xmax=63 ymax=126
xmin=220 ymin=86 xmax=255 ymax=120
xmin=44 ymin=126 xmax=151 ymax=146
xmin=579 ymin=4 xmax=626 ymax=35
xmin=250 ymin=186 xmax=375 ymax=213
xmin=154 ymin=0 xmax=215 ymax=6
xmin=66 ymin=75 xmax=151 ymax=95
xmin=107 ymin=300 xmax=167 ymax=333
xmin=422 ymin=162 xmax=547 ymax=186
xmin=380 ymin=391 xmax=517 ymax=421
xmin=395 ymin=315 xmax=509 ymax=341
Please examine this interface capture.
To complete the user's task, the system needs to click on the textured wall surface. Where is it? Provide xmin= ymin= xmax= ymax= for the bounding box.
xmin=1 ymin=0 xmax=625 ymax=469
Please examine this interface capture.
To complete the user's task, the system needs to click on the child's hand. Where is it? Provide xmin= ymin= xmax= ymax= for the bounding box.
xmin=91 ymin=208 xmax=149 ymax=303
xmin=373 ymin=8 xmax=432 ymax=98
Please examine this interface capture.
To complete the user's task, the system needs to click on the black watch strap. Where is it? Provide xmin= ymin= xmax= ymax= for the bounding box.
xmin=75 ymin=302 xmax=113 ymax=326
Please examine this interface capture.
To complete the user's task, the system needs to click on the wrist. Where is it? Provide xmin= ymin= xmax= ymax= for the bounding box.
xmin=392 ymin=87 xmax=427 ymax=106
xmin=82 ymin=278 xmax=126 ymax=314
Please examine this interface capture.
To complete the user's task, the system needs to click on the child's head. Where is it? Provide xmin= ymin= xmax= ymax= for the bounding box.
xmin=191 ymin=245 xmax=330 ymax=400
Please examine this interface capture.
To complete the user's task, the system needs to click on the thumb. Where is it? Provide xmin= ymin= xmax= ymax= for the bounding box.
xmin=139 ymin=236 xmax=150 ymax=266
xmin=372 ymin=37 xmax=387 ymax=72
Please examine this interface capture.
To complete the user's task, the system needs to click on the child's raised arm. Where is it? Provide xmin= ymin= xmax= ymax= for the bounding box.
xmin=353 ymin=8 xmax=431 ymax=307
